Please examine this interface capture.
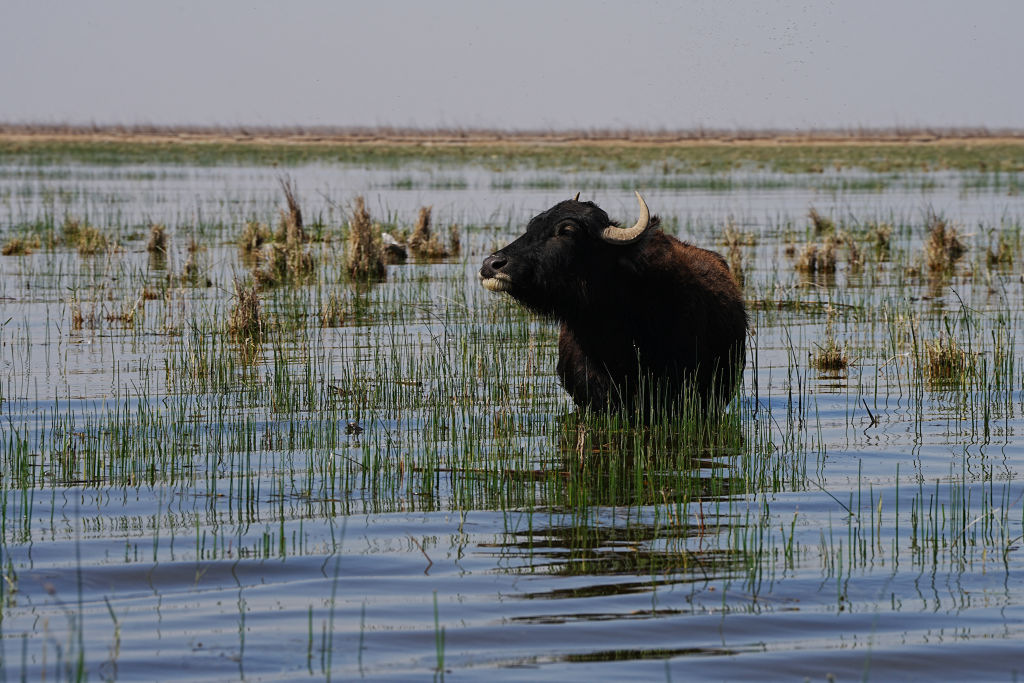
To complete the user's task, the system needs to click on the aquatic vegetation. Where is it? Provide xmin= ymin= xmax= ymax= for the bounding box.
xmin=407 ymin=205 xmax=455 ymax=259
xmin=226 ymin=278 xmax=265 ymax=341
xmin=1 ymin=235 xmax=39 ymax=255
xmin=145 ymin=222 xmax=168 ymax=255
xmin=922 ymin=333 xmax=971 ymax=384
xmin=812 ymin=334 xmax=849 ymax=373
xmin=794 ymin=238 xmax=837 ymax=273
xmin=924 ymin=211 xmax=967 ymax=273
xmin=62 ymin=215 xmax=109 ymax=255
xmin=345 ymin=195 xmax=385 ymax=280
xmin=1 ymin=140 xmax=1024 ymax=681
xmin=807 ymin=206 xmax=835 ymax=234
xmin=238 ymin=218 xmax=271 ymax=255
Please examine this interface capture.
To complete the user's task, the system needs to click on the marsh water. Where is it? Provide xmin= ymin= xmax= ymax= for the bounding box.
xmin=2 ymin=155 xmax=1024 ymax=681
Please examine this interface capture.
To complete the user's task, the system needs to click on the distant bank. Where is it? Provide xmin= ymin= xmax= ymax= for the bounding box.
xmin=3 ymin=123 xmax=1023 ymax=174
xmin=2 ymin=123 xmax=1024 ymax=148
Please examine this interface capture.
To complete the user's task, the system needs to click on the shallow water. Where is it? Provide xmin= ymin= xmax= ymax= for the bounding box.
xmin=2 ymin=160 xmax=1024 ymax=680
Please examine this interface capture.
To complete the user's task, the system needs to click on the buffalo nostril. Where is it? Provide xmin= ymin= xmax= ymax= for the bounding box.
xmin=481 ymin=254 xmax=508 ymax=277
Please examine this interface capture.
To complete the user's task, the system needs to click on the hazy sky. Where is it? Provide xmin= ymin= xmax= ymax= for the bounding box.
xmin=3 ymin=1 xmax=1023 ymax=130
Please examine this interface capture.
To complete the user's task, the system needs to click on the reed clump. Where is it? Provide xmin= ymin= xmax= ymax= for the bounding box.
xmin=987 ymin=232 xmax=1015 ymax=266
xmin=63 ymin=216 xmax=109 ymax=255
xmin=252 ymin=241 xmax=316 ymax=287
xmin=274 ymin=177 xmax=307 ymax=244
xmin=720 ymin=222 xmax=748 ymax=284
xmin=719 ymin=223 xmax=758 ymax=249
xmin=105 ymin=296 xmax=142 ymax=327
xmin=838 ymin=231 xmax=863 ymax=272
xmin=320 ymin=293 xmax=346 ymax=327
xmin=726 ymin=243 xmax=744 ymax=285
xmin=68 ymin=292 xmax=100 ymax=330
xmin=923 ymin=334 xmax=970 ymax=383
xmin=408 ymin=206 xmax=446 ymax=258
xmin=251 ymin=179 xmax=316 ymax=286
xmin=181 ymin=239 xmax=212 ymax=287
xmin=866 ymin=221 xmax=893 ymax=258
xmin=407 ymin=206 xmax=460 ymax=259
xmin=2 ymin=236 xmax=40 ymax=255
xmin=70 ymin=296 xmax=85 ymax=330
xmin=346 ymin=196 xmax=386 ymax=281
xmin=924 ymin=212 xmax=967 ymax=273
xmin=226 ymin=279 xmax=265 ymax=341
xmin=239 ymin=219 xmax=272 ymax=256
xmin=812 ymin=336 xmax=849 ymax=372
xmin=808 ymin=207 xmax=835 ymax=235
xmin=146 ymin=223 xmax=169 ymax=255
xmin=447 ymin=223 xmax=461 ymax=256
xmin=794 ymin=238 xmax=837 ymax=274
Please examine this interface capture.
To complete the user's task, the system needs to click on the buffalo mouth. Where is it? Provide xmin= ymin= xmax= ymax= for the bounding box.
xmin=479 ymin=272 xmax=512 ymax=292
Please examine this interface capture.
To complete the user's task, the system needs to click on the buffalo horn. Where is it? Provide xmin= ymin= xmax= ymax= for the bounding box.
xmin=600 ymin=192 xmax=650 ymax=245
xmin=573 ymin=192 xmax=581 ymax=201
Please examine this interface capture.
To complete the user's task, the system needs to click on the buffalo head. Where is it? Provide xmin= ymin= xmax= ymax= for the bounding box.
xmin=479 ymin=192 xmax=654 ymax=317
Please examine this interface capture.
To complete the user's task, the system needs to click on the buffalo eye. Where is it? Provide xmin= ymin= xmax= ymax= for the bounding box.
xmin=555 ymin=222 xmax=577 ymax=237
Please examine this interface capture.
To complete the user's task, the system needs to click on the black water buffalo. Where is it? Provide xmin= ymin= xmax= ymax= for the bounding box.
xmin=479 ymin=193 xmax=747 ymax=415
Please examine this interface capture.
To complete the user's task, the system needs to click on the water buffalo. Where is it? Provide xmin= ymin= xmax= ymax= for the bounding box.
xmin=479 ymin=192 xmax=747 ymax=415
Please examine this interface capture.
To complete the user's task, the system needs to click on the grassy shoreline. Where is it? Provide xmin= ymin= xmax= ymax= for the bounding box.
xmin=3 ymin=125 xmax=1024 ymax=172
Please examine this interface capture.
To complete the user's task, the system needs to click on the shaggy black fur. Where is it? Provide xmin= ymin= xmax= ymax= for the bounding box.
xmin=480 ymin=197 xmax=747 ymax=414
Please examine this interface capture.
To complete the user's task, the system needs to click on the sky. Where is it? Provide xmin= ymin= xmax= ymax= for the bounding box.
xmin=3 ymin=1 xmax=1023 ymax=131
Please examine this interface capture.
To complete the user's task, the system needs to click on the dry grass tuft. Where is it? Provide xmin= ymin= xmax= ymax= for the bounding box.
xmin=105 ymin=296 xmax=143 ymax=327
xmin=239 ymin=219 xmax=271 ymax=256
xmin=70 ymin=296 xmax=85 ymax=330
xmin=320 ymin=293 xmax=346 ymax=327
xmin=924 ymin=212 xmax=967 ymax=273
xmin=63 ymin=217 xmax=109 ymax=256
xmin=226 ymin=280 xmax=265 ymax=341
xmin=812 ymin=336 xmax=849 ymax=372
xmin=838 ymin=231 xmax=863 ymax=272
xmin=924 ymin=334 xmax=970 ymax=383
xmin=274 ymin=176 xmax=307 ymax=244
xmin=727 ymin=246 xmax=745 ymax=286
xmin=252 ymin=241 xmax=315 ymax=287
xmin=250 ymin=180 xmax=317 ymax=286
xmin=447 ymin=223 xmax=461 ymax=257
xmin=719 ymin=222 xmax=758 ymax=249
xmin=180 ymin=248 xmax=212 ymax=287
xmin=408 ymin=206 xmax=450 ymax=258
xmin=720 ymin=221 xmax=747 ymax=284
xmin=2 ymin=236 xmax=40 ymax=255
xmin=346 ymin=196 xmax=386 ymax=280
xmin=794 ymin=239 xmax=837 ymax=274
xmin=866 ymin=221 xmax=893 ymax=258
xmin=146 ymin=223 xmax=168 ymax=254
xmin=808 ymin=207 xmax=835 ymax=235
xmin=987 ymin=232 xmax=1015 ymax=266
xmin=68 ymin=292 xmax=100 ymax=330
xmin=75 ymin=228 xmax=108 ymax=256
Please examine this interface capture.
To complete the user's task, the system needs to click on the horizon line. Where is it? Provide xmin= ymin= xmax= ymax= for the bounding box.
xmin=3 ymin=122 xmax=1024 ymax=145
